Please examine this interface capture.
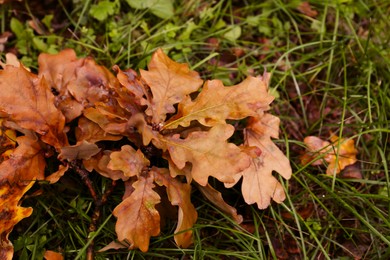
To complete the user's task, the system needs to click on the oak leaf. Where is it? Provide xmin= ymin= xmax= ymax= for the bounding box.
xmin=113 ymin=174 xmax=160 ymax=252
xmin=196 ymin=183 xmax=243 ymax=223
xmin=230 ymin=114 xmax=292 ymax=209
xmin=301 ymin=135 xmax=358 ymax=175
xmin=163 ymin=124 xmax=251 ymax=186
xmin=43 ymin=250 xmax=64 ymax=260
xmin=38 ymin=49 xmax=120 ymax=122
xmin=140 ymin=48 xmax=203 ymax=123
xmin=153 ymin=167 xmax=197 ymax=247
xmin=164 ymin=77 xmax=274 ymax=129
xmin=108 ymin=145 xmax=150 ymax=178
xmin=83 ymin=151 xmax=127 ymax=181
xmin=58 ymin=140 xmax=101 ymax=161
xmin=0 ymin=181 xmax=34 ymax=260
xmin=75 ymin=117 xmax=122 ymax=143
xmin=0 ymin=65 xmax=67 ymax=148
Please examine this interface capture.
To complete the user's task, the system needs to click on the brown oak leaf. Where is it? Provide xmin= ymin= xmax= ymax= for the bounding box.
xmin=83 ymin=151 xmax=127 ymax=181
xmin=43 ymin=250 xmax=64 ymax=260
xmin=58 ymin=140 xmax=101 ymax=161
xmin=231 ymin=114 xmax=292 ymax=209
xmin=107 ymin=145 xmax=150 ymax=178
xmin=164 ymin=76 xmax=274 ymax=129
xmin=163 ymin=124 xmax=251 ymax=186
xmin=196 ymin=183 xmax=243 ymax=223
xmin=75 ymin=117 xmax=122 ymax=143
xmin=0 ymin=65 xmax=67 ymax=148
xmin=38 ymin=49 xmax=120 ymax=122
xmin=113 ymin=174 xmax=161 ymax=252
xmin=140 ymin=48 xmax=203 ymax=124
xmin=0 ymin=136 xmax=45 ymax=184
xmin=301 ymin=135 xmax=358 ymax=175
xmin=153 ymin=167 xmax=197 ymax=247
xmin=0 ymin=181 xmax=34 ymax=260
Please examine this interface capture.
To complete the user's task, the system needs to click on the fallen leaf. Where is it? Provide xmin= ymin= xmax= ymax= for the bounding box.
xmin=233 ymin=114 xmax=292 ymax=209
xmin=75 ymin=117 xmax=122 ymax=143
xmin=297 ymin=2 xmax=318 ymax=18
xmin=140 ymin=48 xmax=203 ymax=124
xmin=0 ymin=65 xmax=67 ymax=148
xmin=108 ymin=145 xmax=150 ymax=178
xmin=301 ymin=135 xmax=358 ymax=175
xmin=58 ymin=140 xmax=101 ymax=161
xmin=113 ymin=174 xmax=161 ymax=252
xmin=83 ymin=150 xmax=127 ymax=181
xmin=0 ymin=182 xmax=34 ymax=260
xmin=196 ymin=183 xmax=243 ymax=223
xmin=43 ymin=250 xmax=64 ymax=260
xmin=45 ymin=164 xmax=69 ymax=184
xmin=163 ymin=124 xmax=251 ymax=186
xmin=153 ymin=167 xmax=198 ymax=247
xmin=164 ymin=76 xmax=273 ymax=129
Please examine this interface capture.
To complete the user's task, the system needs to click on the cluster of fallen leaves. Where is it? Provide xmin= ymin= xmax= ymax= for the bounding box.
xmin=0 ymin=48 xmax=292 ymax=257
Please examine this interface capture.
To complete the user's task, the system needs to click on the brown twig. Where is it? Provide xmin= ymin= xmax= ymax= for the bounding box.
xmin=69 ymin=160 xmax=117 ymax=260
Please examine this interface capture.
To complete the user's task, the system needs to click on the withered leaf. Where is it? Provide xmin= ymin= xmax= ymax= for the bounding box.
xmin=163 ymin=124 xmax=251 ymax=186
xmin=58 ymin=140 xmax=101 ymax=161
xmin=237 ymin=114 xmax=292 ymax=209
xmin=0 ymin=181 xmax=34 ymax=260
xmin=0 ymin=136 xmax=45 ymax=184
xmin=43 ymin=250 xmax=64 ymax=260
xmin=83 ymin=151 xmax=127 ymax=181
xmin=0 ymin=65 xmax=67 ymax=148
xmin=301 ymin=135 xmax=358 ymax=175
xmin=196 ymin=183 xmax=243 ymax=223
xmin=76 ymin=117 xmax=122 ymax=143
xmin=113 ymin=174 xmax=160 ymax=252
xmin=164 ymin=76 xmax=274 ymax=129
xmin=38 ymin=49 xmax=120 ymax=122
xmin=153 ymin=167 xmax=197 ymax=247
xmin=140 ymin=48 xmax=203 ymax=123
xmin=108 ymin=145 xmax=150 ymax=178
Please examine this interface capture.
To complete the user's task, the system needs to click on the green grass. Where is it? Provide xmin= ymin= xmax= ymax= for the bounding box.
xmin=2 ymin=0 xmax=390 ymax=259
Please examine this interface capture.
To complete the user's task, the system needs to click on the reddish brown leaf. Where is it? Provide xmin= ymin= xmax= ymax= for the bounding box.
xmin=140 ymin=48 xmax=203 ymax=123
xmin=58 ymin=140 xmax=101 ymax=161
xmin=45 ymin=164 xmax=69 ymax=184
xmin=38 ymin=49 xmax=120 ymax=122
xmin=163 ymin=124 xmax=251 ymax=186
xmin=108 ymin=145 xmax=150 ymax=178
xmin=0 ymin=65 xmax=67 ymax=148
xmin=297 ymin=2 xmax=318 ymax=18
xmin=153 ymin=167 xmax=198 ymax=247
xmin=164 ymin=76 xmax=273 ymax=129
xmin=113 ymin=174 xmax=161 ymax=252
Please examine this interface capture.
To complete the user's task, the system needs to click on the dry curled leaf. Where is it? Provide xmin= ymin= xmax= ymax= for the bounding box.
xmin=153 ymin=167 xmax=197 ymax=247
xmin=301 ymin=135 xmax=358 ymax=175
xmin=108 ymin=145 xmax=150 ymax=178
xmin=0 ymin=65 xmax=67 ymax=148
xmin=43 ymin=250 xmax=64 ymax=260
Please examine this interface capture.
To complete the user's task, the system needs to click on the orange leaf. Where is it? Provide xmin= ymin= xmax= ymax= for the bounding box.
xmin=108 ymin=145 xmax=150 ymax=178
xmin=302 ymin=135 xmax=358 ymax=175
xmin=164 ymin=76 xmax=274 ymax=129
xmin=153 ymin=167 xmax=197 ymax=247
xmin=0 ymin=65 xmax=67 ymax=148
xmin=83 ymin=151 xmax=127 ymax=181
xmin=0 ymin=181 xmax=34 ymax=260
xmin=75 ymin=117 xmax=122 ymax=143
xmin=235 ymin=114 xmax=292 ymax=209
xmin=113 ymin=174 xmax=160 ymax=252
xmin=163 ymin=124 xmax=251 ymax=186
xmin=43 ymin=250 xmax=64 ymax=260
xmin=0 ymin=136 xmax=45 ymax=184
xmin=140 ymin=48 xmax=203 ymax=123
